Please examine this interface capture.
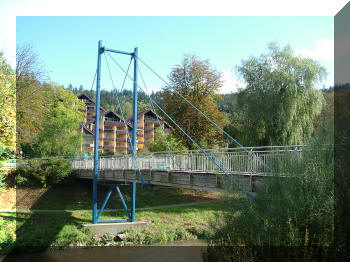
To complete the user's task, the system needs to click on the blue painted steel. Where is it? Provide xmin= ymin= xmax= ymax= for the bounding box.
xmin=96 ymin=186 xmax=114 ymax=221
xmin=92 ymin=40 xmax=103 ymax=224
xmin=132 ymin=47 xmax=138 ymax=166
xmin=137 ymin=56 xmax=272 ymax=172
xmin=131 ymin=47 xmax=138 ymax=222
xmin=91 ymin=43 xmax=140 ymax=224
xmin=104 ymin=48 xmax=134 ymax=56
xmin=131 ymin=182 xmax=136 ymax=222
xmin=145 ymin=94 xmax=256 ymax=200
xmin=116 ymin=186 xmax=131 ymax=219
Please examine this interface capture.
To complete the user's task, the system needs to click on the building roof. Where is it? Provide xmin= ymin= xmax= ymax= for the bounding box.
xmin=78 ymin=94 xmax=95 ymax=104
xmin=129 ymin=109 xmax=173 ymax=130
xmin=78 ymin=93 xmax=107 ymax=114
xmin=80 ymin=124 xmax=94 ymax=135
xmin=105 ymin=111 xmax=133 ymax=129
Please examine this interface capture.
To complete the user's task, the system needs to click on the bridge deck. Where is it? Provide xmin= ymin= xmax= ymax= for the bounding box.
xmin=75 ymin=168 xmax=270 ymax=192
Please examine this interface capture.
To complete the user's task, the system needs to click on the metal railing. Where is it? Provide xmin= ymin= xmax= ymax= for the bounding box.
xmin=72 ymin=145 xmax=308 ymax=174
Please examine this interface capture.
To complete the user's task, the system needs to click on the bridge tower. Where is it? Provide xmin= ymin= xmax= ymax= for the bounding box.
xmin=92 ymin=40 xmax=138 ymax=224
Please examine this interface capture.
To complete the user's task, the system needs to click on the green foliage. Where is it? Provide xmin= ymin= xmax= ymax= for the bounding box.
xmin=163 ymin=54 xmax=226 ymax=149
xmin=16 ymin=158 xmax=73 ymax=187
xmin=0 ymin=52 xmax=16 ymax=156
xmin=149 ymin=128 xmax=187 ymax=152
xmin=0 ymin=214 xmax=16 ymax=256
xmin=32 ymin=84 xmax=85 ymax=157
xmin=16 ymin=45 xmax=48 ymax=147
xmin=208 ymin=128 xmax=334 ymax=260
xmin=228 ymin=42 xmax=326 ymax=146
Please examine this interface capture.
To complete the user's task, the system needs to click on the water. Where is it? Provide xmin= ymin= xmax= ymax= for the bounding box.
xmin=4 ymin=240 xmax=208 ymax=262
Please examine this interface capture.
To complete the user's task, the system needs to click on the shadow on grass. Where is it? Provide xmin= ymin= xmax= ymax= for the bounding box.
xmin=18 ymin=179 xmax=219 ymax=211
xmin=2 ymin=178 xmax=224 ymax=260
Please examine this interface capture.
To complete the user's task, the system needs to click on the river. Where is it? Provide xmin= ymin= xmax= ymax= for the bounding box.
xmin=4 ymin=239 xmax=208 ymax=262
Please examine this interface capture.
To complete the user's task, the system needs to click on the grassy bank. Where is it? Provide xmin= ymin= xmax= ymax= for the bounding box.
xmin=12 ymin=180 xmax=220 ymax=210
xmin=0 ymin=202 xmax=230 ymax=255
xmin=0 ymin=182 xmax=231 ymax=256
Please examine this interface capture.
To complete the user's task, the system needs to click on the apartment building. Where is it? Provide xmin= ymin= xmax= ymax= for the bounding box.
xmin=78 ymin=94 xmax=172 ymax=155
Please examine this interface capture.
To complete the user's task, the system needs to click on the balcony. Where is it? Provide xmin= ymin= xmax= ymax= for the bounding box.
xmin=104 ymin=129 xmax=114 ymax=133
xmin=105 ymin=121 xmax=126 ymax=127
xmin=145 ymin=119 xmax=163 ymax=124
xmin=86 ymin=115 xmax=95 ymax=120
xmin=116 ymin=146 xmax=128 ymax=150
xmin=144 ymin=127 xmax=153 ymax=131
xmin=144 ymin=134 xmax=153 ymax=139
xmin=103 ymin=137 xmax=115 ymax=141
xmin=104 ymin=146 xmax=115 ymax=150
xmin=116 ymin=138 xmax=127 ymax=142
xmin=117 ymin=130 xmax=127 ymax=134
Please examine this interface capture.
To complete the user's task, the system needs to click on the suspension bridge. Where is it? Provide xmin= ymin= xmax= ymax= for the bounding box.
xmin=73 ymin=145 xmax=305 ymax=193
xmin=81 ymin=40 xmax=303 ymax=227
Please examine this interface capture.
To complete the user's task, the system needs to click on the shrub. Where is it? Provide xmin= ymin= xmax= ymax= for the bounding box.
xmin=206 ymin=129 xmax=334 ymax=261
xmin=16 ymin=158 xmax=73 ymax=187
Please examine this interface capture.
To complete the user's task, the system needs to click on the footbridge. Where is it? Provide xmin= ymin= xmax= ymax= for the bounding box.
xmin=73 ymin=145 xmax=306 ymax=193
xmin=82 ymin=40 xmax=306 ymax=225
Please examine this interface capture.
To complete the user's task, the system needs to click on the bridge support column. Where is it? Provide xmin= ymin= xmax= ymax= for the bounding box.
xmin=92 ymin=40 xmax=103 ymax=224
xmin=130 ymin=47 xmax=138 ymax=222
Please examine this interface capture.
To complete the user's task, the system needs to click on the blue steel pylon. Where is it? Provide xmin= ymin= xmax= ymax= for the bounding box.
xmin=92 ymin=40 xmax=138 ymax=224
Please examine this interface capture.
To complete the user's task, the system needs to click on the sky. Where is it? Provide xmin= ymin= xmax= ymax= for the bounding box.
xmin=1 ymin=1 xmax=347 ymax=95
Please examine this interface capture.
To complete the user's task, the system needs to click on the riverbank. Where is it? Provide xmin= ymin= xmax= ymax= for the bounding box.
xmin=0 ymin=181 xmax=235 ymax=257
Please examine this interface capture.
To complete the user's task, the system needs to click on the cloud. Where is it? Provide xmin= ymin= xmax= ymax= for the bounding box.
xmin=295 ymin=38 xmax=334 ymax=62
xmin=220 ymin=69 xmax=246 ymax=94
xmin=0 ymin=12 xmax=16 ymax=68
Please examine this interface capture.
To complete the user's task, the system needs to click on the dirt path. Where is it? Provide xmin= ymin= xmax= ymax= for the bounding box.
xmin=0 ymin=200 xmax=219 ymax=213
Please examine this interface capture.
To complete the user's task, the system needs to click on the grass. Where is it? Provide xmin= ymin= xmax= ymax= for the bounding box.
xmin=0 ymin=181 xmax=232 ymax=257
xmin=0 ymin=201 xmax=231 ymax=256
xmin=13 ymin=179 xmax=220 ymax=210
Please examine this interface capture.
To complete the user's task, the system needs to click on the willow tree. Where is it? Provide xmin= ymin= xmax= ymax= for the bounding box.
xmin=162 ymin=55 xmax=225 ymax=150
xmin=234 ymin=42 xmax=326 ymax=146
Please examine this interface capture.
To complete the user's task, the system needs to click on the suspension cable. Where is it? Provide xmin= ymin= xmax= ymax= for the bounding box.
xmin=139 ymin=85 xmax=255 ymax=200
xmin=90 ymin=70 xmax=97 ymax=92
xmin=137 ymin=65 xmax=178 ymax=169
xmin=103 ymin=53 xmax=145 ymax=184
xmin=105 ymin=53 xmax=254 ymax=199
xmin=107 ymin=52 xmax=271 ymax=174
xmin=135 ymin=55 xmax=271 ymax=172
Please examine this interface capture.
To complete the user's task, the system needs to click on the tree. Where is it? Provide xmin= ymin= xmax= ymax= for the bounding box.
xmin=16 ymin=45 xmax=48 ymax=148
xmin=0 ymin=52 xmax=16 ymax=158
xmin=230 ymin=42 xmax=326 ymax=146
xmin=149 ymin=128 xmax=186 ymax=152
xmin=162 ymin=55 xmax=226 ymax=150
xmin=32 ymin=85 xmax=85 ymax=157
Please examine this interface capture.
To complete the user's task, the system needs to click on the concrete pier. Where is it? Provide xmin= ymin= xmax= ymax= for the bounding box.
xmin=83 ymin=221 xmax=148 ymax=235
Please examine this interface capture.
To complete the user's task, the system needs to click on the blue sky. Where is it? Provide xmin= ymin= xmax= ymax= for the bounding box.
xmin=16 ymin=16 xmax=334 ymax=94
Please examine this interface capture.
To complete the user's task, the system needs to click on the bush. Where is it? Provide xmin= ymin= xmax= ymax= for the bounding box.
xmin=16 ymin=158 xmax=73 ymax=187
xmin=206 ymin=129 xmax=334 ymax=261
